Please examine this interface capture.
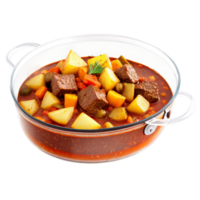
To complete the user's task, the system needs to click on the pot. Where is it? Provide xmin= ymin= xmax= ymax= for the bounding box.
xmin=8 ymin=35 xmax=195 ymax=162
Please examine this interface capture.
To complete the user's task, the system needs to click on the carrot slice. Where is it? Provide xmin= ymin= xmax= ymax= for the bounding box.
xmin=149 ymin=76 xmax=156 ymax=81
xmin=127 ymin=116 xmax=133 ymax=123
xmin=108 ymin=106 xmax=113 ymax=112
xmin=111 ymin=60 xmax=122 ymax=71
xmin=35 ymin=86 xmax=48 ymax=99
xmin=80 ymin=85 xmax=87 ymax=90
xmin=40 ymin=70 xmax=48 ymax=74
xmin=78 ymin=67 xmax=88 ymax=81
xmin=75 ymin=77 xmax=81 ymax=83
xmin=42 ymin=110 xmax=49 ymax=116
xmin=77 ymin=82 xmax=86 ymax=89
xmin=163 ymin=87 xmax=169 ymax=90
xmin=49 ymin=66 xmax=60 ymax=73
xmin=162 ymin=100 xmax=167 ymax=105
xmin=35 ymin=116 xmax=46 ymax=122
xmin=64 ymin=94 xmax=78 ymax=108
xmin=160 ymin=93 xmax=167 ymax=97
xmin=148 ymin=107 xmax=153 ymax=110
xmin=49 ymin=107 xmax=58 ymax=112
xmin=139 ymin=77 xmax=147 ymax=82
xmin=83 ymin=74 xmax=101 ymax=88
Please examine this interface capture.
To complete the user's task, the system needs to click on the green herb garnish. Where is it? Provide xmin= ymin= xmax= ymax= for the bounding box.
xmin=89 ymin=62 xmax=105 ymax=74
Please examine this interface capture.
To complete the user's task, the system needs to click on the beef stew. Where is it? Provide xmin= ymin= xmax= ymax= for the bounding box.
xmin=18 ymin=50 xmax=172 ymax=130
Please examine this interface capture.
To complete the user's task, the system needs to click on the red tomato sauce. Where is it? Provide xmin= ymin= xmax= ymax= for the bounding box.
xmin=18 ymin=57 xmax=172 ymax=128
xmin=17 ymin=57 xmax=172 ymax=162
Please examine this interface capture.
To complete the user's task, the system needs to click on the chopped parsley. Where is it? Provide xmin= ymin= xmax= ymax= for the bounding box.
xmin=89 ymin=62 xmax=105 ymax=74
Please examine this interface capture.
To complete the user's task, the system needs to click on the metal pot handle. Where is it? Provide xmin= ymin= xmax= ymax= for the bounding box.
xmin=146 ymin=89 xmax=198 ymax=126
xmin=3 ymin=41 xmax=40 ymax=70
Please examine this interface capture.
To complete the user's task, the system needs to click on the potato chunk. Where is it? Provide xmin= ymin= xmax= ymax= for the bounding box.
xmin=127 ymin=95 xmax=150 ymax=114
xmin=56 ymin=60 xmax=64 ymax=70
xmin=61 ymin=50 xmax=87 ymax=74
xmin=99 ymin=67 xmax=120 ymax=91
xmin=19 ymin=99 xmax=39 ymax=116
xmin=71 ymin=113 xmax=101 ymax=129
xmin=103 ymin=122 xmax=114 ymax=128
xmin=109 ymin=107 xmax=128 ymax=121
xmin=48 ymin=107 xmax=74 ymax=125
xmin=25 ymin=74 xmax=46 ymax=90
xmin=122 ymin=83 xmax=135 ymax=102
xmin=87 ymin=54 xmax=112 ymax=70
xmin=107 ymin=90 xmax=126 ymax=108
xmin=41 ymin=91 xmax=61 ymax=110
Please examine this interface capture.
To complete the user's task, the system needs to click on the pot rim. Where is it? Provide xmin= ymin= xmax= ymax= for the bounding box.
xmin=10 ymin=34 xmax=181 ymax=133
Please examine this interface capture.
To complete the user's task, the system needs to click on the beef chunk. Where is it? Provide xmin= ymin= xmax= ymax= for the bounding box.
xmin=135 ymin=81 xmax=160 ymax=103
xmin=51 ymin=74 xmax=78 ymax=96
xmin=78 ymin=85 xmax=108 ymax=114
xmin=114 ymin=64 xmax=139 ymax=83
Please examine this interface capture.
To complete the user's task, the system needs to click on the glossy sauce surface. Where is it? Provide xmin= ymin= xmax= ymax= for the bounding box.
xmin=17 ymin=57 xmax=173 ymax=162
xmin=18 ymin=57 xmax=173 ymax=129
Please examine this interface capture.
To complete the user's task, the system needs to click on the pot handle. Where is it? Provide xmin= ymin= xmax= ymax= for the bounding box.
xmin=3 ymin=41 xmax=40 ymax=70
xmin=146 ymin=91 xmax=196 ymax=126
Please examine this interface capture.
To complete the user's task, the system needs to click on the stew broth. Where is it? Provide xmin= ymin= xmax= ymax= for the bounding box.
xmin=18 ymin=57 xmax=172 ymax=128
xmin=17 ymin=56 xmax=172 ymax=162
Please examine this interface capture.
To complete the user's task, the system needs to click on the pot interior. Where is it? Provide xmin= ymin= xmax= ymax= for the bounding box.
xmin=10 ymin=35 xmax=180 ymax=131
